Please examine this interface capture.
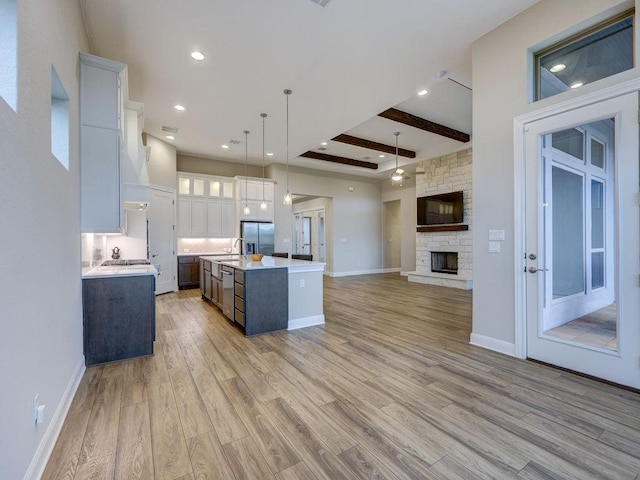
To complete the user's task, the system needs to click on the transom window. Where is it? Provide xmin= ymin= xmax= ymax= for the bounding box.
xmin=534 ymin=11 xmax=634 ymax=101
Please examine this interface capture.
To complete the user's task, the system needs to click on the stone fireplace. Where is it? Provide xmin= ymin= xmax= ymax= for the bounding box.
xmin=408 ymin=149 xmax=473 ymax=290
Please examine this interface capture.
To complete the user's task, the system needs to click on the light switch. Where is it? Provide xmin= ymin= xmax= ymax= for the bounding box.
xmin=489 ymin=230 xmax=505 ymax=241
xmin=283 ymin=238 xmax=290 ymax=243
xmin=489 ymin=242 xmax=501 ymax=253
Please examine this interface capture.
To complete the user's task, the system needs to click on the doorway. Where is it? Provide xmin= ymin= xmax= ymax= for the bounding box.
xmin=293 ymin=208 xmax=326 ymax=262
xmin=518 ymin=90 xmax=640 ymax=388
xmin=148 ymin=186 xmax=177 ymax=295
xmin=383 ymin=200 xmax=401 ymax=271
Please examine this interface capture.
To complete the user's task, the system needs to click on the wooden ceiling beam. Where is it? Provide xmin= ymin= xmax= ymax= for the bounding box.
xmin=331 ymin=133 xmax=416 ymax=158
xmin=300 ymin=151 xmax=379 ymax=169
xmin=378 ymin=108 xmax=470 ymax=143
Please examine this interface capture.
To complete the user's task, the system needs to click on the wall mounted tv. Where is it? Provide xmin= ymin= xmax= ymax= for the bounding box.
xmin=417 ymin=191 xmax=464 ymax=226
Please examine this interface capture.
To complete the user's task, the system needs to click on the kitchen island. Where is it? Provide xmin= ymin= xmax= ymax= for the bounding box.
xmin=199 ymin=255 xmax=325 ymax=335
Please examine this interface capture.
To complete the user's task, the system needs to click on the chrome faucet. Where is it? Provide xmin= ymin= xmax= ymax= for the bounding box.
xmin=233 ymin=238 xmax=246 ymax=255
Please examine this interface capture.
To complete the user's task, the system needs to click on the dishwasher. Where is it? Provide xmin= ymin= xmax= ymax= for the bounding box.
xmin=221 ymin=265 xmax=234 ymax=320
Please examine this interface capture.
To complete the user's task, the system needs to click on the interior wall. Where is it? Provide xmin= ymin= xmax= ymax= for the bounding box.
xmin=381 ymin=174 xmax=416 ymax=274
xmin=270 ymin=163 xmax=381 ymax=276
xmin=178 ymin=153 xmax=263 ymax=178
xmin=0 ymin=0 xmax=89 ymax=477
xmin=145 ymin=133 xmax=177 ymax=190
xmin=471 ymin=0 xmax=635 ymax=347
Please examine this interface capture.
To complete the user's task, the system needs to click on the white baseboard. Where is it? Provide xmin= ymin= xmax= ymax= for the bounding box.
xmin=329 ymin=269 xmax=384 ymax=278
xmin=469 ymin=333 xmax=516 ymax=357
xmin=381 ymin=268 xmax=401 ymax=273
xmin=288 ymin=315 xmax=325 ymax=330
xmin=24 ymin=359 xmax=85 ymax=480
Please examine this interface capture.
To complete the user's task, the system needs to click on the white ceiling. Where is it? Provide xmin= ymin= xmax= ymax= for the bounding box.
xmin=80 ymin=0 xmax=538 ymax=179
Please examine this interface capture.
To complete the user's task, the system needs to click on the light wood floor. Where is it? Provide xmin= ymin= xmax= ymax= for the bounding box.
xmin=43 ymin=273 xmax=640 ymax=480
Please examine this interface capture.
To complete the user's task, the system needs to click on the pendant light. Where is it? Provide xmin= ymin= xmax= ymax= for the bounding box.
xmin=283 ymin=89 xmax=293 ymax=205
xmin=243 ymin=130 xmax=250 ymax=216
xmin=391 ymin=131 xmax=404 ymax=183
xmin=260 ymin=113 xmax=268 ymax=211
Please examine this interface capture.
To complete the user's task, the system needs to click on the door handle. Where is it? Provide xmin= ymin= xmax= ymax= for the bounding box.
xmin=152 ymin=253 xmax=159 ymax=258
xmin=528 ymin=266 xmax=548 ymax=274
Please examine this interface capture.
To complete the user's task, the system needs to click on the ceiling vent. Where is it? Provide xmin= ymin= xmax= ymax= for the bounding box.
xmin=161 ymin=125 xmax=178 ymax=134
xmin=318 ymin=147 xmax=327 ymax=151
xmin=310 ymin=0 xmax=331 ymax=6
xmin=229 ymin=139 xmax=241 ymax=145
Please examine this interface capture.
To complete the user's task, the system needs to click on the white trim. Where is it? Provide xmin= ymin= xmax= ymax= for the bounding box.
xmin=328 ymin=269 xmax=384 ymax=277
xmin=400 ymin=271 xmax=409 ymax=277
xmin=470 ymin=333 xmax=516 ymax=357
xmin=24 ymin=359 xmax=86 ymax=480
xmin=382 ymin=267 xmax=401 ymax=273
xmin=513 ymin=77 xmax=640 ymax=361
xmin=288 ymin=314 xmax=325 ymax=330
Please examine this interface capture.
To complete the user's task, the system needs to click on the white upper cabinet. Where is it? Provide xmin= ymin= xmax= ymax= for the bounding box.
xmin=177 ymin=172 xmax=239 ymax=238
xmin=80 ymin=53 xmax=127 ymax=234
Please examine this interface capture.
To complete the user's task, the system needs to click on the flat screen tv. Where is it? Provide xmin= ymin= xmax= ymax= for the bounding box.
xmin=417 ymin=191 xmax=464 ymax=226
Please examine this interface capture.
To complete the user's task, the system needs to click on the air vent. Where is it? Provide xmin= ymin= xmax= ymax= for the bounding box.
xmin=310 ymin=0 xmax=331 ymax=6
xmin=362 ymin=156 xmax=371 ymax=160
xmin=161 ymin=126 xmax=178 ymax=134
xmin=318 ymin=147 xmax=327 ymax=151
xmin=229 ymin=139 xmax=241 ymax=145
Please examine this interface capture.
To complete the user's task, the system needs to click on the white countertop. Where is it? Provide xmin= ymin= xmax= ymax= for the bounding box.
xmin=82 ymin=264 xmax=158 ymax=279
xmin=178 ymin=252 xmax=239 ymax=257
xmin=200 ymin=255 xmax=325 ymax=273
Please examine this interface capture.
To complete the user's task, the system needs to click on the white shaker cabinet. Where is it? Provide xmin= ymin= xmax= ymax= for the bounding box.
xmin=80 ymin=53 xmax=126 ymax=233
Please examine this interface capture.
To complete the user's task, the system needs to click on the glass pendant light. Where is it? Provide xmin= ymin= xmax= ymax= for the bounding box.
xmin=283 ymin=89 xmax=293 ymax=205
xmin=260 ymin=113 xmax=268 ymax=211
xmin=243 ymin=130 xmax=250 ymax=216
xmin=391 ymin=131 xmax=404 ymax=183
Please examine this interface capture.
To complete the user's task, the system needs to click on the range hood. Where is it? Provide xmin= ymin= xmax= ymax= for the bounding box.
xmin=122 ymin=102 xmax=150 ymax=211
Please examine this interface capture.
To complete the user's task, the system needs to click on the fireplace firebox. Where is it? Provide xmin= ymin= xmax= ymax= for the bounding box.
xmin=431 ymin=251 xmax=458 ymax=274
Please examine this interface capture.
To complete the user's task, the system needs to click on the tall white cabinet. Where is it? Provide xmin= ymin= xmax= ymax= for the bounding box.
xmin=80 ymin=53 xmax=126 ymax=233
xmin=236 ymin=177 xmax=275 ymax=222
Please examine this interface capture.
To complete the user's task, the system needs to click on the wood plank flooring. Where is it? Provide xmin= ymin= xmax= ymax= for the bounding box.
xmin=43 ymin=273 xmax=640 ymax=479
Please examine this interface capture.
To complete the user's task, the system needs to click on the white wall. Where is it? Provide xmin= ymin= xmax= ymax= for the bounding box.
xmin=270 ymin=163 xmax=382 ymax=276
xmin=0 ymin=0 xmax=89 ymax=477
xmin=472 ymin=0 xmax=635 ymax=346
xmin=145 ymin=133 xmax=177 ymax=190
xmin=380 ymin=177 xmax=416 ymax=274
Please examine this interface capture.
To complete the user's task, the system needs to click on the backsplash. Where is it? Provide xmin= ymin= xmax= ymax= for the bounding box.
xmin=177 ymin=237 xmax=235 ymax=254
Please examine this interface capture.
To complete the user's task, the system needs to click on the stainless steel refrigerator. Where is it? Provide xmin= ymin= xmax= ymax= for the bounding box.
xmin=240 ymin=221 xmax=275 ymax=256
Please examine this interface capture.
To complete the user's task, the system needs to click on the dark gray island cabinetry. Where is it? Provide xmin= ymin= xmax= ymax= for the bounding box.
xmin=82 ymin=273 xmax=156 ymax=366
xmin=234 ymin=267 xmax=288 ymax=336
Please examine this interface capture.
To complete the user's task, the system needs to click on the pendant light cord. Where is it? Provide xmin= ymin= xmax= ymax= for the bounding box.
xmin=284 ymin=89 xmax=292 ymax=193
xmin=261 ymin=114 xmax=266 ymax=202
xmin=244 ymin=130 xmax=249 ymax=206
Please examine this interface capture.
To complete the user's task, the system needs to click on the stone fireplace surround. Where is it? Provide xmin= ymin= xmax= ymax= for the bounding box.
xmin=408 ymin=149 xmax=473 ymax=290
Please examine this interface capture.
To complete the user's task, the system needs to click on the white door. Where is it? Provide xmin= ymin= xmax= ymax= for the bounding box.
xmin=524 ymin=92 xmax=640 ymax=388
xmin=148 ymin=187 xmax=177 ymax=295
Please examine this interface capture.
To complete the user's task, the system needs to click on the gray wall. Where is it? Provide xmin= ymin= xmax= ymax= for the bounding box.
xmin=0 ymin=0 xmax=89 ymax=477
xmin=145 ymin=134 xmax=177 ymax=190
xmin=270 ymin=163 xmax=382 ymax=276
xmin=178 ymin=153 xmax=263 ymax=178
xmin=471 ymin=0 xmax=634 ymax=346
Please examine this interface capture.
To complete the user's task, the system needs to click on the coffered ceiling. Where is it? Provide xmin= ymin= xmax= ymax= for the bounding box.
xmin=79 ymin=0 xmax=538 ymax=179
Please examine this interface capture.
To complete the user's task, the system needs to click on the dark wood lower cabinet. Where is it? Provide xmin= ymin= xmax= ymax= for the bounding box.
xmin=82 ymin=275 xmax=156 ymax=366
xmin=178 ymin=255 xmax=200 ymax=289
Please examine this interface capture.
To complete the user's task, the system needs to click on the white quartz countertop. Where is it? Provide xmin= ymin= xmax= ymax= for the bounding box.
xmin=82 ymin=264 xmax=158 ymax=279
xmin=201 ymin=255 xmax=325 ymax=272
xmin=178 ymin=252 xmax=239 ymax=257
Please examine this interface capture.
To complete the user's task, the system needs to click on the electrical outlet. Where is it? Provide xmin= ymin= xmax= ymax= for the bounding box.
xmin=299 ymin=278 xmax=305 ymax=288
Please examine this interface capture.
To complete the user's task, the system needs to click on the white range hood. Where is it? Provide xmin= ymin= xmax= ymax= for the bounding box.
xmin=122 ymin=102 xmax=150 ymax=211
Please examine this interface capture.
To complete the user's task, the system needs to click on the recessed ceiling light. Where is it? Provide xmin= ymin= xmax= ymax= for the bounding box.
xmin=165 ymin=135 xmax=175 ymax=140
xmin=417 ymin=89 xmax=428 ymax=96
xmin=190 ymin=51 xmax=205 ymax=61
xmin=549 ymin=63 xmax=566 ymax=73
xmin=174 ymin=104 xmax=185 ymax=111
xmin=320 ymin=141 xmax=328 ymax=146
xmin=221 ymin=144 xmax=229 ymax=149
xmin=570 ymin=82 xmax=583 ymax=89
xmin=379 ymin=154 xmax=385 ymax=158
xmin=267 ymin=152 xmax=274 ymax=156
